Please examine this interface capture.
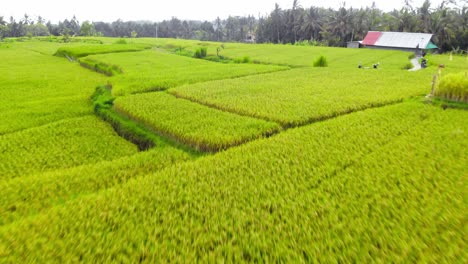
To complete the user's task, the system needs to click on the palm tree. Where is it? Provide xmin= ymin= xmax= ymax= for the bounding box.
xmin=329 ymin=3 xmax=352 ymax=45
xmin=271 ymin=3 xmax=283 ymax=43
xmin=301 ymin=7 xmax=322 ymax=41
xmin=418 ymin=0 xmax=432 ymax=32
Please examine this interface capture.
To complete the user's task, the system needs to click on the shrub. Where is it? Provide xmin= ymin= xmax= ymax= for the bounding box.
xmin=408 ymin=54 xmax=416 ymax=59
xmin=313 ymin=55 xmax=328 ymax=67
xmin=61 ymin=33 xmax=70 ymax=43
xmin=435 ymin=72 xmax=468 ymax=103
xmin=402 ymin=63 xmax=414 ymax=70
xmin=193 ymin=47 xmax=207 ymax=58
xmin=234 ymin=56 xmax=251 ymax=63
xmin=79 ymin=58 xmax=123 ymax=76
xmin=175 ymin=46 xmax=193 ymax=57
xmin=114 ymin=38 xmax=127 ymax=44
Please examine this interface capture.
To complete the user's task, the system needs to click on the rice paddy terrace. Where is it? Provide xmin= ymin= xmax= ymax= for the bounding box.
xmin=0 ymin=37 xmax=466 ymax=262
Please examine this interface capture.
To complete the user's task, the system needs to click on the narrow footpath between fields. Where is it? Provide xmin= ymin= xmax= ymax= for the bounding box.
xmin=409 ymin=57 xmax=421 ymax=71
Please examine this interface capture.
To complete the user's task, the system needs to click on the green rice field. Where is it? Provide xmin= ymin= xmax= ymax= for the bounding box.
xmin=0 ymin=37 xmax=466 ymax=262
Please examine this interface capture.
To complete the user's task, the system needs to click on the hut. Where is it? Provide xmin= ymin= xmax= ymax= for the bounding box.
xmin=360 ymin=31 xmax=437 ymax=55
xmin=346 ymin=41 xmax=362 ymax=48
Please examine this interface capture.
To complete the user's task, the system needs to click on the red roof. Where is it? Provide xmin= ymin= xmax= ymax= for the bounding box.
xmin=362 ymin=31 xmax=382 ymax=45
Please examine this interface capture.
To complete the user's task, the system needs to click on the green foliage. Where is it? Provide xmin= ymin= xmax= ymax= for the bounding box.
xmin=408 ymin=53 xmax=416 ymax=59
xmin=61 ymin=33 xmax=70 ymax=43
xmin=79 ymin=57 xmax=123 ymax=76
xmin=313 ymin=55 xmax=328 ymax=67
xmin=114 ymin=38 xmax=127 ymax=44
xmin=114 ymin=92 xmax=280 ymax=152
xmin=234 ymin=55 xmax=251 ymax=63
xmin=435 ymin=72 xmax=468 ymax=103
xmin=80 ymin=21 xmax=96 ymax=36
xmin=174 ymin=46 xmax=193 ymax=57
xmin=193 ymin=46 xmax=207 ymax=58
xmin=402 ymin=62 xmax=414 ymax=70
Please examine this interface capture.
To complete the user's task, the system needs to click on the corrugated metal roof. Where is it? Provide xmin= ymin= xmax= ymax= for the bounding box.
xmin=362 ymin=31 xmax=382 ymax=45
xmin=363 ymin=31 xmax=434 ymax=49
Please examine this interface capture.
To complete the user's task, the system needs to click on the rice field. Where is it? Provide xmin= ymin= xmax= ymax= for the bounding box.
xmin=0 ymin=47 xmax=106 ymax=134
xmin=82 ymin=49 xmax=288 ymax=95
xmin=0 ymin=147 xmax=193 ymax=225
xmin=0 ymin=102 xmax=465 ymax=262
xmin=170 ymin=67 xmax=432 ymax=126
xmin=128 ymin=37 xmax=413 ymax=69
xmin=0 ymin=37 xmax=466 ymax=262
xmin=114 ymin=92 xmax=281 ymax=151
xmin=0 ymin=116 xmax=138 ymax=179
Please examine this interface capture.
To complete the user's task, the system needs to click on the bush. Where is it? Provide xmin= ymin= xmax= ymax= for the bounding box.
xmin=313 ymin=55 xmax=328 ymax=67
xmin=175 ymin=46 xmax=192 ymax=57
xmin=234 ymin=56 xmax=251 ymax=63
xmin=114 ymin=38 xmax=127 ymax=44
xmin=193 ymin=47 xmax=207 ymax=58
xmin=408 ymin=53 xmax=416 ymax=59
xmin=79 ymin=58 xmax=123 ymax=76
xmin=435 ymin=72 xmax=468 ymax=103
xmin=402 ymin=63 xmax=414 ymax=70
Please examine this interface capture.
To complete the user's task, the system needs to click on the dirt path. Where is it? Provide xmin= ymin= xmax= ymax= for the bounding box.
xmin=409 ymin=57 xmax=421 ymax=71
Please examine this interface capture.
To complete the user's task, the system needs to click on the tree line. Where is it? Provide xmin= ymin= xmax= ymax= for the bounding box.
xmin=0 ymin=0 xmax=466 ymax=52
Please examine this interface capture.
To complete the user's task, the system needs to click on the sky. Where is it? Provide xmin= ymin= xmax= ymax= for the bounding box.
xmin=1 ymin=0 xmax=451 ymax=23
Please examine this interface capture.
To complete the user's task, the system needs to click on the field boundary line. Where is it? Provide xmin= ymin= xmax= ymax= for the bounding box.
xmin=0 ymin=114 xmax=94 ymax=137
xmin=169 ymin=91 xmax=407 ymax=129
xmin=113 ymin=103 xmax=278 ymax=153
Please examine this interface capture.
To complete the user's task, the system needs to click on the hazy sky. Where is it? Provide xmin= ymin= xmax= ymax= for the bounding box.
xmin=1 ymin=0 xmax=450 ymax=23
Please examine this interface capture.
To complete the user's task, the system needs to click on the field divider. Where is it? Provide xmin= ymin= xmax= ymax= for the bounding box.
xmin=113 ymin=96 xmax=281 ymax=152
xmin=118 ymin=66 xmax=296 ymax=96
xmin=91 ymin=86 xmax=202 ymax=155
xmin=169 ymin=89 xmax=407 ymax=129
xmin=0 ymin=114 xmax=94 ymax=137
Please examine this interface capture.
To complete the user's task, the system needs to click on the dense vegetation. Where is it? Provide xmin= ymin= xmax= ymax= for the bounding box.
xmin=1 ymin=0 xmax=466 ymax=51
xmin=0 ymin=37 xmax=466 ymax=262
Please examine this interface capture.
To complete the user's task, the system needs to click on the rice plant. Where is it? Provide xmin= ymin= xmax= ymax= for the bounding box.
xmin=435 ymin=72 xmax=468 ymax=103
